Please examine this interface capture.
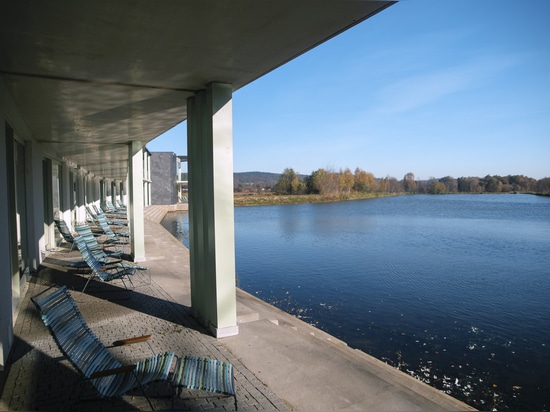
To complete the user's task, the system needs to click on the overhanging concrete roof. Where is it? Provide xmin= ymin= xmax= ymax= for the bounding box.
xmin=0 ymin=1 xmax=395 ymax=181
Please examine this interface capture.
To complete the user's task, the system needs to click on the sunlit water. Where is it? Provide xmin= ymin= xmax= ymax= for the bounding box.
xmin=161 ymin=194 xmax=550 ymax=410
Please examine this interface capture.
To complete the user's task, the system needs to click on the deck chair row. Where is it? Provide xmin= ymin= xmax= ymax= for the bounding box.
xmin=52 ymin=216 xmax=148 ymax=298
xmin=54 ymin=215 xmax=128 ymax=253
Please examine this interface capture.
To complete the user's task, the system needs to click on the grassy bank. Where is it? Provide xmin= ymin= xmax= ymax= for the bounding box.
xmin=234 ymin=192 xmax=397 ymax=206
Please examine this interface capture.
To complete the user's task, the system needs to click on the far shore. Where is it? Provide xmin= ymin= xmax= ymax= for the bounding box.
xmin=233 ymin=192 xmax=398 ymax=207
xmin=231 ymin=191 xmax=548 ymax=207
xmin=169 ymin=192 xmax=548 ymax=210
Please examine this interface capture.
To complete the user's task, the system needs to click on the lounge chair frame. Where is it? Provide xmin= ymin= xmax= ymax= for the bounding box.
xmin=97 ymin=213 xmax=130 ymax=239
xmin=73 ymin=235 xmax=136 ymax=298
xmin=53 ymin=217 xmax=76 ymax=252
xmin=31 ymin=286 xmax=174 ymax=410
xmin=31 ymin=286 xmax=238 ymax=410
xmin=73 ymin=235 xmax=150 ymax=287
xmin=74 ymin=223 xmax=125 ymax=257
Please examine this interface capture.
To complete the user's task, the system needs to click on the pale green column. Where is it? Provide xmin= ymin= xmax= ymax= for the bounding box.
xmin=187 ymin=82 xmax=238 ymax=338
xmin=23 ymin=141 xmax=46 ymax=268
xmin=0 ymin=115 xmax=14 ymax=369
xmin=60 ymin=162 xmax=72 ymax=228
xmin=128 ymin=141 xmax=145 ymax=261
xmin=75 ymin=170 xmax=86 ymax=223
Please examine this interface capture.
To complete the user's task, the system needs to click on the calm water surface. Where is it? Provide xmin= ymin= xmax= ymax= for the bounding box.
xmin=162 ymin=194 xmax=550 ymax=410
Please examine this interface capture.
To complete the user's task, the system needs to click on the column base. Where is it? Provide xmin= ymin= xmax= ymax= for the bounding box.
xmin=192 ymin=308 xmax=239 ymax=338
xmin=210 ymin=324 xmax=239 ymax=338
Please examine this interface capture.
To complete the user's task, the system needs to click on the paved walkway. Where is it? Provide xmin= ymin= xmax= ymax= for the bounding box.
xmin=0 ymin=206 xmax=475 ymax=411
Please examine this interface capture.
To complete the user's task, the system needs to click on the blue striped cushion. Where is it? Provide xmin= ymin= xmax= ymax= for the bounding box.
xmin=172 ymin=356 xmax=235 ymax=396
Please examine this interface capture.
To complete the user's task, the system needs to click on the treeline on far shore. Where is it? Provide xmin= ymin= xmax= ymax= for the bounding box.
xmin=234 ymin=167 xmax=550 ymax=196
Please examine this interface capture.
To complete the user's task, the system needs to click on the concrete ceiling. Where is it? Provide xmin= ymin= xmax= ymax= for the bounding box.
xmin=0 ymin=0 xmax=395 ymax=181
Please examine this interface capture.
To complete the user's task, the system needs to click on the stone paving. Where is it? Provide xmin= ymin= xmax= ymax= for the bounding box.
xmin=0 ymin=247 xmax=289 ymax=411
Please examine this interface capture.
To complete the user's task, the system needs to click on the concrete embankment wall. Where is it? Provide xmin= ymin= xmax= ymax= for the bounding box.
xmin=144 ymin=203 xmax=188 ymax=224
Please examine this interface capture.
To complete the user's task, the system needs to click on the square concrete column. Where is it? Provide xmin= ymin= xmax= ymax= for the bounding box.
xmin=19 ymin=140 xmax=46 ymax=270
xmin=75 ymin=170 xmax=86 ymax=223
xmin=0 ymin=116 xmax=14 ymax=369
xmin=187 ymin=82 xmax=238 ymax=338
xmin=128 ymin=141 xmax=145 ymax=261
xmin=60 ymin=162 xmax=72 ymax=227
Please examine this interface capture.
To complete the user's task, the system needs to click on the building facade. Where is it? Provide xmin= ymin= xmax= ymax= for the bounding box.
xmin=150 ymin=152 xmax=179 ymax=205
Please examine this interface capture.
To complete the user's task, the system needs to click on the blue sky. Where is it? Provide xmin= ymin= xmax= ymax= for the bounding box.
xmin=146 ymin=0 xmax=550 ymax=180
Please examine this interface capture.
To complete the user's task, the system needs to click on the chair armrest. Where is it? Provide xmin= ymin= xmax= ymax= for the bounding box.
xmin=89 ymin=364 xmax=136 ymax=379
xmin=101 ymin=258 xmax=123 ymax=266
xmin=113 ymin=334 xmax=152 ymax=346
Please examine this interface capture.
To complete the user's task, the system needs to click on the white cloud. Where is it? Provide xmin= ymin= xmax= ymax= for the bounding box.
xmin=373 ymin=54 xmax=521 ymax=115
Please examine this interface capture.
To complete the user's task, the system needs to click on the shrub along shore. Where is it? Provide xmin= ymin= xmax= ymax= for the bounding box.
xmin=234 ymin=192 xmax=397 ymax=207
xmin=233 ymin=191 xmax=549 ymax=207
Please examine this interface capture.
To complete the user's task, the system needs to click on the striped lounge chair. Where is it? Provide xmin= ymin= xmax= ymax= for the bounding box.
xmin=96 ymin=213 xmax=130 ymax=239
xmin=73 ymin=235 xmax=136 ymax=298
xmin=31 ymin=285 xmax=174 ymax=410
xmin=32 ymin=286 xmax=237 ymax=410
xmin=53 ymin=217 xmax=76 ymax=252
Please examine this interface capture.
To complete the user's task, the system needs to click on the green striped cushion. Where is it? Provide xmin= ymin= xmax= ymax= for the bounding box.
xmin=172 ymin=356 xmax=235 ymax=396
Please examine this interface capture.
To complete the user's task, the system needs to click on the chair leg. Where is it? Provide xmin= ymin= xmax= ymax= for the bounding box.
xmin=171 ymin=389 xmax=237 ymax=411
xmin=123 ymin=275 xmax=135 ymax=290
xmin=132 ymin=372 xmax=156 ymax=411
xmin=62 ymin=377 xmax=86 ymax=412
xmin=119 ymin=277 xmax=133 ymax=300
xmin=135 ymin=268 xmax=151 ymax=286
xmin=78 ymin=275 xmax=95 ymax=301
xmin=78 ymin=275 xmax=132 ymax=301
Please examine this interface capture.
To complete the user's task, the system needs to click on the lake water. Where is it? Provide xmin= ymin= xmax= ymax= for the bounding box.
xmin=161 ymin=194 xmax=550 ymax=411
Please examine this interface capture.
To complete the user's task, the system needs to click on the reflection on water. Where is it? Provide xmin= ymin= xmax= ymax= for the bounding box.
xmin=162 ymin=194 xmax=550 ymax=411
xmin=161 ymin=213 xmax=189 ymax=248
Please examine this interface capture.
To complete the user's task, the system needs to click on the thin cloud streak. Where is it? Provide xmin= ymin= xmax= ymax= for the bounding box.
xmin=373 ymin=54 xmax=521 ymax=115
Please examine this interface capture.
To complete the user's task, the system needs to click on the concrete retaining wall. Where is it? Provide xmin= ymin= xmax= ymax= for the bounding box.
xmin=144 ymin=203 xmax=188 ymax=224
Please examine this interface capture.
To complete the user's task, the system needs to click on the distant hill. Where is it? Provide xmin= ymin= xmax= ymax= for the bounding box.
xmin=234 ymin=171 xmax=281 ymax=187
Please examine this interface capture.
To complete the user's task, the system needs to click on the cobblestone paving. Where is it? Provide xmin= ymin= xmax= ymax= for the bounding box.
xmin=0 ymin=259 xmax=290 ymax=411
